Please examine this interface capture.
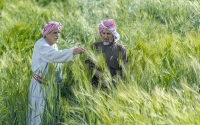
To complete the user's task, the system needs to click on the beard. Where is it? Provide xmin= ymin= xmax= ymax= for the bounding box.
xmin=103 ymin=41 xmax=111 ymax=45
xmin=103 ymin=38 xmax=113 ymax=45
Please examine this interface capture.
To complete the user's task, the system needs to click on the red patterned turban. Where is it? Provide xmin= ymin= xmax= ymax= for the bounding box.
xmin=42 ymin=21 xmax=62 ymax=38
xmin=98 ymin=19 xmax=120 ymax=42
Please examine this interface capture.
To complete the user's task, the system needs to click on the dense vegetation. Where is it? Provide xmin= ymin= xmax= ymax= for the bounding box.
xmin=0 ymin=0 xmax=200 ymax=124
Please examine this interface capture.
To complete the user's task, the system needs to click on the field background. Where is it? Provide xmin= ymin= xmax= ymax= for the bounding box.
xmin=1 ymin=0 xmax=200 ymax=124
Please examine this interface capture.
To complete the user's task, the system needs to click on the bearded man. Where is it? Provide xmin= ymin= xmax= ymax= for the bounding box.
xmin=86 ymin=19 xmax=128 ymax=88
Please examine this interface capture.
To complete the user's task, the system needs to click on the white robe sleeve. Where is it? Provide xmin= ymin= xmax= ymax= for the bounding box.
xmin=38 ymin=41 xmax=74 ymax=63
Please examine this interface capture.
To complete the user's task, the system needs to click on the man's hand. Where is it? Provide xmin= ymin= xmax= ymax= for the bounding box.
xmin=94 ymin=69 xmax=103 ymax=78
xmin=73 ymin=47 xmax=85 ymax=55
xmin=94 ymin=69 xmax=109 ymax=88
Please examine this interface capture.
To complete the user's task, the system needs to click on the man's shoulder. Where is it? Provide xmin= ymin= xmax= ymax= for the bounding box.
xmin=93 ymin=41 xmax=103 ymax=46
xmin=35 ymin=37 xmax=44 ymax=43
xmin=114 ymin=42 xmax=127 ymax=50
xmin=35 ymin=38 xmax=47 ymax=45
xmin=93 ymin=41 xmax=103 ymax=44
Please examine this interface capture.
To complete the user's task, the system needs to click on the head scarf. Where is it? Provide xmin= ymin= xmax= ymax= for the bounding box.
xmin=42 ymin=21 xmax=62 ymax=38
xmin=98 ymin=19 xmax=120 ymax=42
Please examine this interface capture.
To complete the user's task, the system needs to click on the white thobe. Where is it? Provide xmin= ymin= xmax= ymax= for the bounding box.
xmin=27 ymin=37 xmax=74 ymax=125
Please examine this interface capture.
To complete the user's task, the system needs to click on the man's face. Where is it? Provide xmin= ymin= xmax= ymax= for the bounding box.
xmin=101 ymin=29 xmax=114 ymax=43
xmin=45 ymin=28 xmax=60 ymax=46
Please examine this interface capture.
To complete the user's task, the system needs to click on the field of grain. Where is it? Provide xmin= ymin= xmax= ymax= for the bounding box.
xmin=0 ymin=0 xmax=200 ymax=124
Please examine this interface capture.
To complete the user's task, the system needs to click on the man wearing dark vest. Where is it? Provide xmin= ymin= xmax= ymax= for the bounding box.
xmin=86 ymin=19 xmax=128 ymax=88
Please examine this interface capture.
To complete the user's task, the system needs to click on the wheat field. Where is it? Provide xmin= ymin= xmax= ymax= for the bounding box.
xmin=0 ymin=0 xmax=200 ymax=124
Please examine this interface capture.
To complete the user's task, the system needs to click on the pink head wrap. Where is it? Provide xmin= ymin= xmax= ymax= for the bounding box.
xmin=98 ymin=19 xmax=120 ymax=42
xmin=42 ymin=21 xmax=62 ymax=38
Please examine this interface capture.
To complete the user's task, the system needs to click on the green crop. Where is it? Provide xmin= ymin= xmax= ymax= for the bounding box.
xmin=1 ymin=0 xmax=200 ymax=124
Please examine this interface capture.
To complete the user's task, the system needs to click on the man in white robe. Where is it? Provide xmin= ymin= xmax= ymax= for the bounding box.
xmin=27 ymin=21 xmax=85 ymax=125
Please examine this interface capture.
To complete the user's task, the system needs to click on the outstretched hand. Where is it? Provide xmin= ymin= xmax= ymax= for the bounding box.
xmin=73 ymin=47 xmax=85 ymax=55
